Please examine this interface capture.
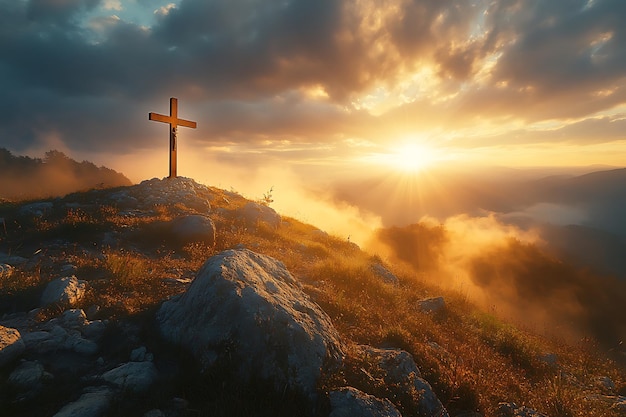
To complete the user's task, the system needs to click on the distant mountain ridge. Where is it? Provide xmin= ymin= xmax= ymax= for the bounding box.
xmin=0 ymin=148 xmax=131 ymax=201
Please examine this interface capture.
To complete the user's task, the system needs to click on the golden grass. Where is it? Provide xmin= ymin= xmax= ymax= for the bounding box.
xmin=0 ymin=192 xmax=623 ymax=417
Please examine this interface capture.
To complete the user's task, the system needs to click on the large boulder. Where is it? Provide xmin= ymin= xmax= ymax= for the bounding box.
xmin=169 ymin=215 xmax=216 ymax=246
xmin=0 ymin=325 xmax=25 ymax=367
xmin=41 ymin=276 xmax=87 ymax=306
xmin=53 ymin=386 xmax=113 ymax=417
xmin=157 ymin=249 xmax=344 ymax=400
xmin=356 ymin=346 xmax=449 ymax=417
xmin=8 ymin=360 xmax=52 ymax=389
xmin=329 ymin=387 xmax=402 ymax=417
xmin=102 ymin=361 xmax=158 ymax=393
xmin=240 ymin=202 xmax=281 ymax=228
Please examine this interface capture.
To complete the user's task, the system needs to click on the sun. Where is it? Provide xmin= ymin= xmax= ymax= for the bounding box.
xmin=380 ymin=143 xmax=441 ymax=172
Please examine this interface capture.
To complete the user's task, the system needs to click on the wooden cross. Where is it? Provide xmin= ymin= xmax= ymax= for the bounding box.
xmin=149 ymin=97 xmax=197 ymax=178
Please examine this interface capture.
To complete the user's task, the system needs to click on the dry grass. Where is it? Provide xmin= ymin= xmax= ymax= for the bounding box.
xmin=0 ymin=190 xmax=624 ymax=417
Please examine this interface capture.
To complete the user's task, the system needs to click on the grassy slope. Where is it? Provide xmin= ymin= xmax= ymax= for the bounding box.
xmin=0 ymin=182 xmax=624 ymax=417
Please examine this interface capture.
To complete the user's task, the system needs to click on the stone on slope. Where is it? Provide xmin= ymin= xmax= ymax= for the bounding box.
xmin=8 ymin=360 xmax=52 ymax=388
xmin=357 ymin=345 xmax=449 ymax=417
xmin=370 ymin=263 xmax=399 ymax=285
xmin=417 ymin=296 xmax=446 ymax=314
xmin=102 ymin=361 xmax=158 ymax=393
xmin=157 ymin=249 xmax=344 ymax=400
xmin=169 ymin=214 xmax=216 ymax=246
xmin=41 ymin=276 xmax=87 ymax=306
xmin=53 ymin=386 xmax=113 ymax=417
xmin=240 ymin=202 xmax=281 ymax=228
xmin=329 ymin=387 xmax=402 ymax=417
xmin=0 ymin=325 xmax=25 ymax=367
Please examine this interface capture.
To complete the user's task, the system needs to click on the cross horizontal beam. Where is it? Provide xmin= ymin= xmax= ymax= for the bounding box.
xmin=148 ymin=97 xmax=197 ymax=178
xmin=148 ymin=112 xmax=197 ymax=128
xmin=148 ymin=98 xmax=197 ymax=129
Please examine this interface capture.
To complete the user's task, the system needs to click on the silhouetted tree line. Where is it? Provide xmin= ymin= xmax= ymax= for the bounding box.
xmin=0 ymin=148 xmax=131 ymax=201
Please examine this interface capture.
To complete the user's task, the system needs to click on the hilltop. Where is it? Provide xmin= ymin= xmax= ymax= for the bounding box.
xmin=0 ymin=177 xmax=625 ymax=417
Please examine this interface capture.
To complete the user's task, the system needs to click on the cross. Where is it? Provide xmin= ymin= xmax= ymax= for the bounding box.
xmin=149 ymin=97 xmax=197 ymax=178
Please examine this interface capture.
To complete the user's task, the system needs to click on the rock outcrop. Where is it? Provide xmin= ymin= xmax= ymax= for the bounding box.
xmin=329 ymin=387 xmax=402 ymax=417
xmin=0 ymin=325 xmax=25 ymax=367
xmin=110 ymin=177 xmax=212 ymax=213
xmin=157 ymin=249 xmax=344 ymax=400
xmin=168 ymin=214 xmax=216 ymax=246
xmin=370 ymin=262 xmax=400 ymax=285
xmin=354 ymin=345 xmax=449 ymax=417
xmin=40 ymin=276 xmax=87 ymax=306
xmin=239 ymin=202 xmax=281 ymax=228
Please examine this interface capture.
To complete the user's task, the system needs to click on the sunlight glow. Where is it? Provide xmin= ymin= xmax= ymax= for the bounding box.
xmin=378 ymin=143 xmax=442 ymax=172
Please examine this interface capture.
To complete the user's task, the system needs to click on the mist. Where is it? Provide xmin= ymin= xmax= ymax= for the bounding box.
xmin=367 ymin=213 xmax=626 ymax=350
xmin=0 ymin=149 xmax=131 ymax=201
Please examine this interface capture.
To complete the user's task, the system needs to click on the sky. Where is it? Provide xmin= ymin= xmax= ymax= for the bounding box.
xmin=1 ymin=0 xmax=626 ymax=233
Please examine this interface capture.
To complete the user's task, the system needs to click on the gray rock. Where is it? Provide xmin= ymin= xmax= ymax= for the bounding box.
xmin=157 ymin=249 xmax=344 ymax=400
xmin=240 ymin=202 xmax=281 ymax=228
xmin=0 ymin=325 xmax=25 ymax=367
xmin=102 ymin=361 xmax=158 ymax=393
xmin=82 ymin=320 xmax=107 ymax=340
xmin=67 ymin=335 xmax=99 ymax=355
xmin=130 ymin=346 xmax=153 ymax=362
xmin=21 ymin=331 xmax=54 ymax=352
xmin=22 ymin=323 xmax=99 ymax=355
xmin=53 ymin=386 xmax=113 ymax=417
xmin=417 ymin=296 xmax=446 ymax=314
xmin=169 ymin=215 xmax=216 ymax=246
xmin=357 ymin=346 xmax=449 ymax=417
xmin=61 ymin=309 xmax=88 ymax=329
xmin=329 ymin=387 xmax=402 ymax=417
xmin=132 ymin=177 xmax=211 ymax=213
xmin=8 ymin=360 xmax=52 ymax=388
xmin=41 ymin=276 xmax=87 ymax=306
xmin=370 ymin=263 xmax=399 ymax=285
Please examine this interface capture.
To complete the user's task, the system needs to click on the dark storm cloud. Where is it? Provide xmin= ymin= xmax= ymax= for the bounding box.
xmin=0 ymin=0 xmax=625 ymax=155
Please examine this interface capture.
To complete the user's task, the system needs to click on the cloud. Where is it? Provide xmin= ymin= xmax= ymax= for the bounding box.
xmin=1 ymin=0 xmax=626 ymax=158
xmin=103 ymin=0 xmax=122 ymax=11
xmin=154 ymin=3 xmax=176 ymax=17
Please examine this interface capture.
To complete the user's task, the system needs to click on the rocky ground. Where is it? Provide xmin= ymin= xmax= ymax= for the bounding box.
xmin=0 ymin=177 xmax=624 ymax=417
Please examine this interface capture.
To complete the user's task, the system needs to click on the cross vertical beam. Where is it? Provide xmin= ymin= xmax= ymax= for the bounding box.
xmin=149 ymin=97 xmax=197 ymax=178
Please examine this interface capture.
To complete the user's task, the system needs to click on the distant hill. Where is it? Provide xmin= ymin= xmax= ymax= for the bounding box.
xmin=0 ymin=148 xmax=132 ymax=201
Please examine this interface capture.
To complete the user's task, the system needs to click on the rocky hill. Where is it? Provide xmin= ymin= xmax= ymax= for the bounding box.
xmin=0 ymin=177 xmax=624 ymax=417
